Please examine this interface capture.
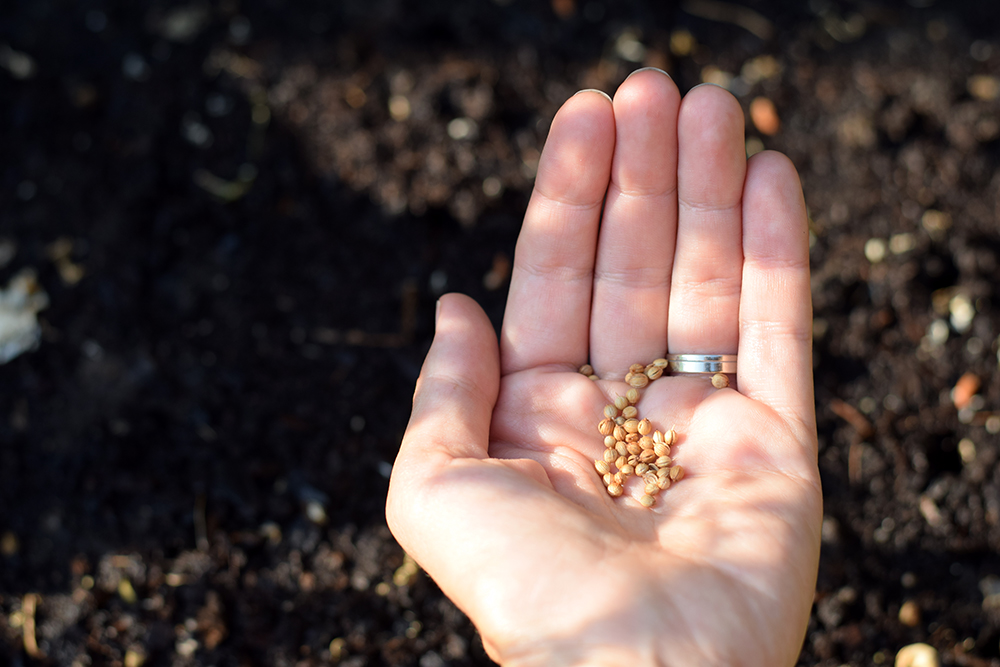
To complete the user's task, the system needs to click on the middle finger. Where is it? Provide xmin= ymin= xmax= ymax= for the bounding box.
xmin=590 ymin=68 xmax=680 ymax=377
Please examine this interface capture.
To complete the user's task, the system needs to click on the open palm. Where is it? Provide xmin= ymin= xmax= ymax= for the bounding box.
xmin=387 ymin=70 xmax=821 ymax=667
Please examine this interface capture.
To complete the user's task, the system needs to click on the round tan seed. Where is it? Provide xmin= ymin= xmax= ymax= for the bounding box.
xmin=669 ymin=465 xmax=684 ymax=481
xmin=639 ymin=450 xmax=657 ymax=464
xmin=624 ymin=372 xmax=634 ymax=383
xmin=657 ymin=476 xmax=671 ymax=490
xmin=643 ymin=471 xmax=659 ymax=485
xmin=579 ymin=364 xmax=594 ymax=376
xmin=638 ymin=436 xmax=653 ymax=449
xmin=712 ymin=373 xmax=729 ymax=389
xmin=598 ymin=418 xmax=613 ymax=436
xmin=657 ymin=466 xmax=669 ymax=478
xmin=605 ymin=405 xmax=620 ymax=420
xmin=613 ymin=425 xmax=627 ymax=441
xmin=613 ymin=472 xmax=624 ymax=484
xmin=655 ymin=455 xmax=672 ymax=468
xmin=588 ymin=374 xmax=599 ymax=381
xmin=626 ymin=442 xmax=641 ymax=456
xmin=653 ymin=358 xmax=668 ymax=369
xmin=635 ymin=463 xmax=650 ymax=475
xmin=603 ymin=449 xmax=616 ymax=464
xmin=614 ymin=395 xmax=629 ymax=411
xmin=644 ymin=482 xmax=660 ymax=496
xmin=622 ymin=405 xmax=638 ymax=419
xmin=625 ymin=433 xmax=640 ymax=443
xmin=615 ymin=441 xmax=628 ymax=456
xmin=645 ymin=366 xmax=663 ymax=381
xmin=595 ymin=460 xmax=610 ymax=475
xmin=652 ymin=430 xmax=664 ymax=444
xmin=629 ymin=363 xmax=645 ymax=374
xmin=615 ymin=416 xmax=625 ymax=425
xmin=628 ymin=373 xmax=649 ymax=388
xmin=620 ymin=463 xmax=635 ymax=476
xmin=653 ymin=442 xmax=670 ymax=457
xmin=607 ymin=482 xmax=623 ymax=497
xmin=637 ymin=418 xmax=652 ymax=435
xmin=627 ymin=454 xmax=639 ymax=466
xmin=639 ymin=494 xmax=655 ymax=507
xmin=626 ymin=388 xmax=640 ymax=404
xmin=614 ymin=455 xmax=627 ymax=469
xmin=604 ymin=435 xmax=617 ymax=448
xmin=603 ymin=473 xmax=614 ymax=486
xmin=624 ymin=419 xmax=640 ymax=434
xmin=665 ymin=428 xmax=676 ymax=445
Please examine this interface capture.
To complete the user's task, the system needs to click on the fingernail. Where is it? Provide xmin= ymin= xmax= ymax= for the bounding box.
xmin=625 ymin=66 xmax=672 ymax=81
xmin=573 ymin=88 xmax=612 ymax=102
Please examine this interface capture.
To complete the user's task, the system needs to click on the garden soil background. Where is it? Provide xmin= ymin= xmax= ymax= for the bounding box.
xmin=3 ymin=1 xmax=1000 ymax=665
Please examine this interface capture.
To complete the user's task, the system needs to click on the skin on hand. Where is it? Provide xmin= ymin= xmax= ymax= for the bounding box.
xmin=386 ymin=69 xmax=821 ymax=667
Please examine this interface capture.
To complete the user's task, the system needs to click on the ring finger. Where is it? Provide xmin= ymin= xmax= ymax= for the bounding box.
xmin=667 ymin=84 xmax=747 ymax=356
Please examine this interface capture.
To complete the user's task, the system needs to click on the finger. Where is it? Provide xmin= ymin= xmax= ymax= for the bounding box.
xmin=392 ymin=293 xmax=500 ymax=475
xmin=500 ymin=90 xmax=615 ymax=375
xmin=590 ymin=68 xmax=681 ymax=376
xmin=737 ymin=151 xmax=815 ymax=440
xmin=668 ymin=84 xmax=747 ymax=355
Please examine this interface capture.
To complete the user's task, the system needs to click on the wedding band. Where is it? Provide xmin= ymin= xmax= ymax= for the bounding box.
xmin=666 ymin=354 xmax=737 ymax=375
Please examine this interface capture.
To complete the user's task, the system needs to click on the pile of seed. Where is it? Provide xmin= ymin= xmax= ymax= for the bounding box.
xmin=580 ymin=359 xmax=685 ymax=508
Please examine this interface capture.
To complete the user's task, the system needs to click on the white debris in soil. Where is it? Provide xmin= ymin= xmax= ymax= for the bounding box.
xmin=0 ymin=269 xmax=49 ymax=364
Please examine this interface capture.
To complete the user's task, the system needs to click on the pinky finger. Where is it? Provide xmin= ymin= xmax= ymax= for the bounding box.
xmin=737 ymin=151 xmax=815 ymax=443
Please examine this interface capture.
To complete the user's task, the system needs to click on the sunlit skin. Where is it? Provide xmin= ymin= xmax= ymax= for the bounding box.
xmin=387 ymin=69 xmax=821 ymax=667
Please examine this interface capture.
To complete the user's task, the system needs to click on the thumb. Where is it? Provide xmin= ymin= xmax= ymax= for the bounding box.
xmin=386 ymin=293 xmax=500 ymax=535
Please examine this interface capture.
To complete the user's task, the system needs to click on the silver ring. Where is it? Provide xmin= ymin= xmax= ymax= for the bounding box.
xmin=667 ymin=354 xmax=737 ymax=375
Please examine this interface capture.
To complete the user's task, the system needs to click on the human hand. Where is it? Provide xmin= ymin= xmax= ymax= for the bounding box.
xmin=386 ymin=69 xmax=821 ymax=667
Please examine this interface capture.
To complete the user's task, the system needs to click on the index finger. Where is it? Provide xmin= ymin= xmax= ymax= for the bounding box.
xmin=500 ymin=90 xmax=615 ymax=375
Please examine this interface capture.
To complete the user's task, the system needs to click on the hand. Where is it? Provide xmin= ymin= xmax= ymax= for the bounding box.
xmin=386 ymin=69 xmax=821 ymax=667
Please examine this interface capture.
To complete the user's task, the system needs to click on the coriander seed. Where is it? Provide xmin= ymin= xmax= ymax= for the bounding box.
xmin=614 ymin=395 xmax=629 ymax=411
xmin=628 ymin=373 xmax=649 ymax=388
xmin=639 ymin=494 xmax=655 ymax=507
xmin=579 ymin=364 xmax=594 ymax=376
xmin=712 ymin=373 xmax=729 ymax=389
xmin=595 ymin=460 xmax=610 ymax=475
xmin=622 ymin=405 xmax=638 ymax=419
xmin=637 ymin=418 xmax=652 ymax=435
xmin=626 ymin=388 xmax=639 ymax=404
xmin=607 ymin=482 xmax=624 ymax=497
xmin=598 ymin=419 xmax=613 ymax=436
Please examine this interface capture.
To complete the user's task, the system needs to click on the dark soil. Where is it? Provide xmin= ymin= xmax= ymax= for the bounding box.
xmin=2 ymin=1 xmax=1000 ymax=665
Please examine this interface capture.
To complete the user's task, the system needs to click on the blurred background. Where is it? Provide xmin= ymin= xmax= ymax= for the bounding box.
xmin=2 ymin=0 xmax=1000 ymax=665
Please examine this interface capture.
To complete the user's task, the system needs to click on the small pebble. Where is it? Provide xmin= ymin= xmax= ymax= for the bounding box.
xmin=894 ymin=643 xmax=938 ymax=667
xmin=898 ymin=600 xmax=920 ymax=627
